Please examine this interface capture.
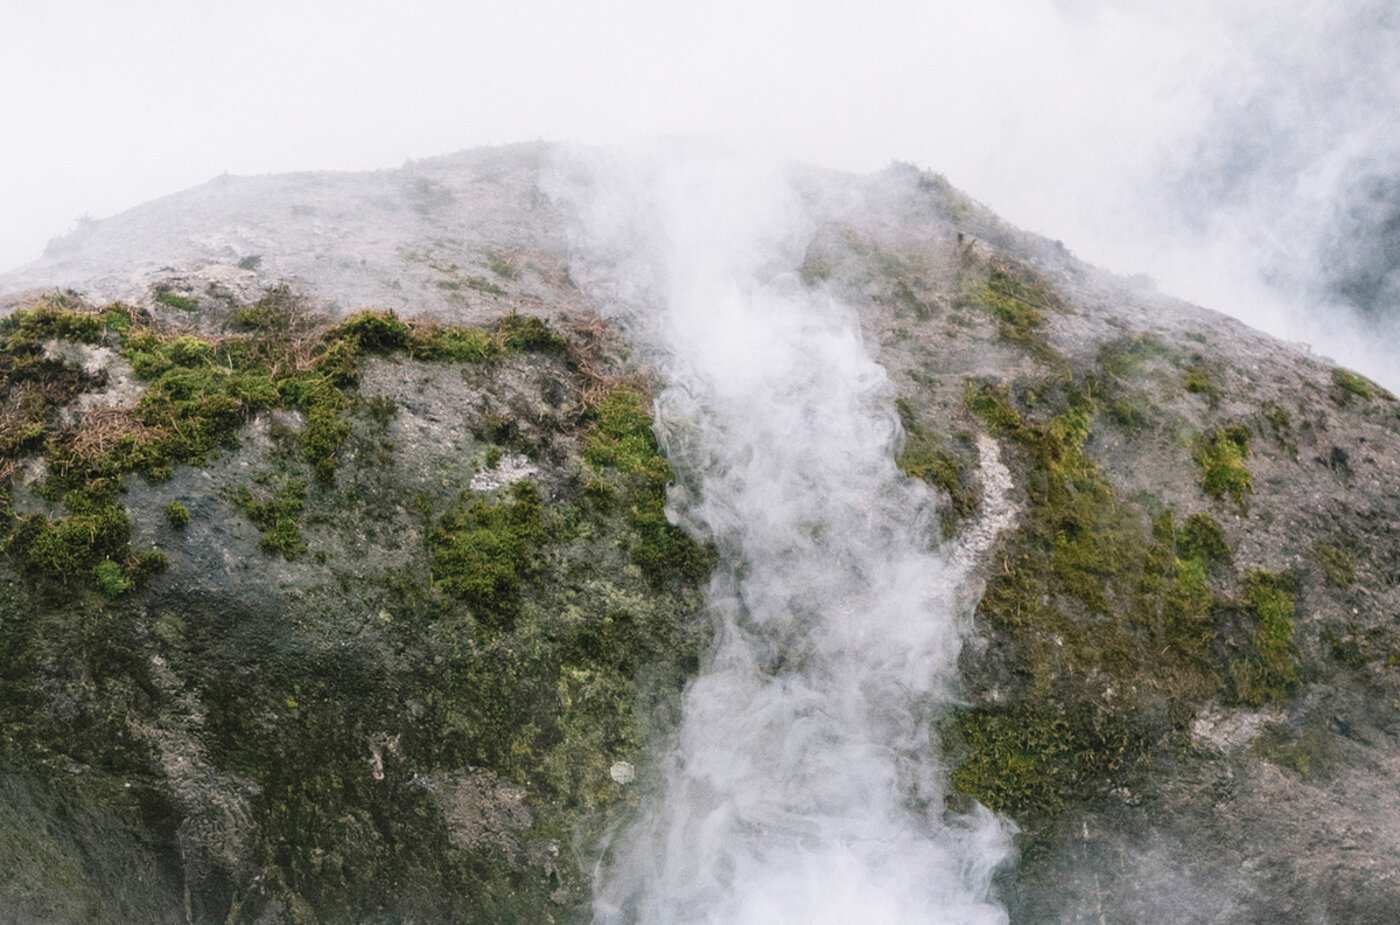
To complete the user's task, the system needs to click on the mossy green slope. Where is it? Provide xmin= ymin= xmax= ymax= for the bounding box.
xmin=0 ymin=291 xmax=711 ymax=923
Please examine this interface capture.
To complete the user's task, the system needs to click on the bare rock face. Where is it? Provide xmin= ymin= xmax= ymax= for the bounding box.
xmin=2 ymin=145 xmax=1398 ymax=923
xmin=0 ymin=143 xmax=588 ymax=326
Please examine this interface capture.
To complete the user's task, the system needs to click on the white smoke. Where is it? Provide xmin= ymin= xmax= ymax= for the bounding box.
xmin=1052 ymin=0 xmax=1400 ymax=388
xmin=548 ymin=141 xmax=1013 ymax=924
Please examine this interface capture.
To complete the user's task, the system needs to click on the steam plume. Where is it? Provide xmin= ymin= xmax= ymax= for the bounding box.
xmin=549 ymin=141 xmax=1012 ymax=924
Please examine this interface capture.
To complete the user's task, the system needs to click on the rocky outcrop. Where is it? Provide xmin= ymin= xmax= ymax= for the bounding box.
xmin=1 ymin=147 xmax=1397 ymax=923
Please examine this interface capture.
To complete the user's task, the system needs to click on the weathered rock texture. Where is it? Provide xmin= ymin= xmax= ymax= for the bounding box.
xmin=1 ymin=145 xmax=1398 ymax=923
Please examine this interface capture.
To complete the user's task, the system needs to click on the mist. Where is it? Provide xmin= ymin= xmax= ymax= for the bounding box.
xmin=547 ymin=141 xmax=1014 ymax=924
xmin=6 ymin=2 xmax=1397 ymax=391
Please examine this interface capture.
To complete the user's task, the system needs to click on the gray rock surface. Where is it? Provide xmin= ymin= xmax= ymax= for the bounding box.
xmin=2 ymin=145 xmax=1397 ymax=923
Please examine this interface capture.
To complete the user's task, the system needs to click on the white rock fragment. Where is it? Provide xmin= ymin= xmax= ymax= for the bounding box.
xmin=609 ymin=761 xmax=636 ymax=784
xmin=469 ymin=451 xmax=538 ymax=491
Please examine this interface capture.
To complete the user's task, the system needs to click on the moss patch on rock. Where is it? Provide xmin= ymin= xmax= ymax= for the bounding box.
xmin=1193 ymin=425 xmax=1253 ymax=509
xmin=955 ymin=251 xmax=1068 ymax=369
xmin=951 ymin=368 xmax=1297 ymax=824
xmin=0 ymin=289 xmax=713 ymax=922
xmin=895 ymin=398 xmax=979 ymax=536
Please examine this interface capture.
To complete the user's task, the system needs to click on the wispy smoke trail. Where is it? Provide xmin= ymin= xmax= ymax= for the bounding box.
xmin=1067 ymin=0 xmax=1400 ymax=386
xmin=549 ymin=141 xmax=1012 ymax=924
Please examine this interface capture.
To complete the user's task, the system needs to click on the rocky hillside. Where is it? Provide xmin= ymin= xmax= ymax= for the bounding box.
xmin=1 ymin=145 xmax=1397 ymax=924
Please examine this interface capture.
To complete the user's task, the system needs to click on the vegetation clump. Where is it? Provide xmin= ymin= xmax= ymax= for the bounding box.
xmin=1228 ymin=569 xmax=1299 ymax=707
xmin=894 ymin=398 xmax=977 ymax=535
xmin=952 ymin=705 xmax=1144 ymax=818
xmin=582 ymin=385 xmax=715 ymax=585
xmin=956 ymin=254 xmax=1068 ymax=368
xmin=232 ymin=479 xmax=308 ymax=559
xmin=430 ymin=480 xmax=546 ymax=626
xmin=1097 ymin=333 xmax=1165 ymax=381
xmin=1183 ymin=364 xmax=1219 ymax=407
xmin=0 ymin=291 xmax=717 ymax=919
xmin=155 ymin=291 xmax=200 ymax=310
xmin=1313 ymin=543 xmax=1356 ymax=588
xmin=4 ymin=505 xmax=131 ymax=580
xmin=1331 ymin=366 xmax=1393 ymax=402
xmin=1193 ymin=425 xmax=1253 ymax=508
xmin=0 ymin=297 xmax=574 ymax=584
xmin=953 ymin=373 xmax=1296 ymax=821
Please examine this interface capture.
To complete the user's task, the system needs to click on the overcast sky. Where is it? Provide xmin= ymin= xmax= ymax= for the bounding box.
xmin=3 ymin=1 xmax=1396 ymax=371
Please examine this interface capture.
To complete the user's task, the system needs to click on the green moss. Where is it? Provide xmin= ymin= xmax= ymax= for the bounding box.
xmin=1106 ymin=399 xmax=1146 ymax=430
xmin=128 ymin=548 xmax=168 ymax=581
xmin=232 ymin=478 xmax=308 ymax=559
xmin=92 ymin=560 xmax=132 ymax=598
xmin=330 ymin=308 xmax=566 ymax=363
xmin=0 ymin=295 xmax=714 ymax=919
xmin=228 ymin=286 xmax=300 ymax=333
xmin=407 ymin=325 xmax=499 ymax=363
xmin=488 ymin=256 xmax=521 ymax=279
xmin=1178 ymin=513 xmax=1230 ymax=566
xmin=331 ymin=310 xmax=411 ymax=353
xmin=583 ymin=385 xmax=715 ymax=585
xmin=4 ymin=506 xmax=131 ymax=580
xmin=164 ymin=501 xmax=190 ymax=530
xmin=1313 ymin=543 xmax=1356 ymax=587
xmin=1228 ymin=570 xmax=1299 ymax=707
xmin=155 ymin=292 xmax=199 ymax=310
xmin=1 ymin=304 xmax=109 ymax=345
xmin=1331 ymin=366 xmax=1393 ymax=402
xmin=894 ymin=399 xmax=977 ymax=535
xmin=957 ymin=258 xmax=1068 ymax=367
xmin=466 ymin=276 xmax=506 ymax=297
xmin=1193 ymin=425 xmax=1252 ymax=508
xmin=1097 ymin=334 xmax=1166 ymax=381
xmin=963 ymin=380 xmax=1025 ymax=435
xmin=953 ymin=376 xmax=1301 ymax=824
xmin=584 ymin=387 xmax=669 ymax=483
xmin=1260 ymin=400 xmax=1295 ymax=453
xmin=430 ymin=481 xmax=546 ymax=625
xmin=1252 ymin=722 xmax=1339 ymax=778
xmin=1183 ymin=365 xmax=1218 ymax=407
xmin=951 ymin=705 xmax=1145 ymax=818
xmin=495 ymin=311 xmax=567 ymax=354
xmin=302 ymin=395 xmax=352 ymax=485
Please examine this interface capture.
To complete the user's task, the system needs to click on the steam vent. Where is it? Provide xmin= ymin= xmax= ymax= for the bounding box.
xmin=1 ymin=143 xmax=1398 ymax=924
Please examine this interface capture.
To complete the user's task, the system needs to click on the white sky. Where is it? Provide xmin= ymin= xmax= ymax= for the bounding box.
xmin=0 ymin=2 xmax=1219 ymax=268
xmin=3 ymin=0 xmax=1395 ymax=377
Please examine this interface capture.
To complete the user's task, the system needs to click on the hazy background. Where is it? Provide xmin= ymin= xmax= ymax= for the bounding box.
xmin=3 ymin=0 xmax=1396 ymax=377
